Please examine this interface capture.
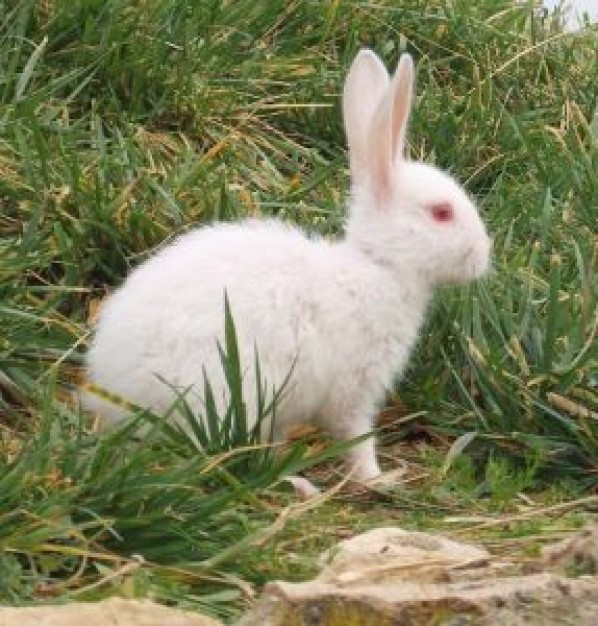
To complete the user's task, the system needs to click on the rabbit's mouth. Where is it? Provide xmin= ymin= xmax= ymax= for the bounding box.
xmin=438 ymin=243 xmax=491 ymax=285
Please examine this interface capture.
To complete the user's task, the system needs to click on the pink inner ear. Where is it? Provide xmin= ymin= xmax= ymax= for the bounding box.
xmin=431 ymin=202 xmax=454 ymax=223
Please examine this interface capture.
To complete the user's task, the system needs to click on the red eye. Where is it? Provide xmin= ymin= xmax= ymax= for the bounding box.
xmin=430 ymin=202 xmax=454 ymax=223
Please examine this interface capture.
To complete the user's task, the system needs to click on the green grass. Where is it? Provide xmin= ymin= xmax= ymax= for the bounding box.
xmin=1 ymin=0 xmax=597 ymax=621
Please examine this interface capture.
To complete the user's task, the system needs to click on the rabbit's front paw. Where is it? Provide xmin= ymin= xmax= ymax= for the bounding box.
xmin=283 ymin=475 xmax=321 ymax=500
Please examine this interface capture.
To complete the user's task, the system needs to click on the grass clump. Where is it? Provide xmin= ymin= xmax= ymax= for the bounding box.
xmin=0 ymin=298 xmax=320 ymax=620
xmin=0 ymin=0 xmax=597 ymax=619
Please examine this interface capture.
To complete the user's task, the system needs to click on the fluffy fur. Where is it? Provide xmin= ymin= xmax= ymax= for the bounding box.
xmin=84 ymin=50 xmax=491 ymax=481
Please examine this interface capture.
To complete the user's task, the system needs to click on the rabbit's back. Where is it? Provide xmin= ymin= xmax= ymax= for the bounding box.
xmin=84 ymin=221 xmax=365 ymax=431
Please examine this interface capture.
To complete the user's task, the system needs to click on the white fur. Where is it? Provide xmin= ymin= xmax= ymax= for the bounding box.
xmin=84 ymin=50 xmax=491 ymax=481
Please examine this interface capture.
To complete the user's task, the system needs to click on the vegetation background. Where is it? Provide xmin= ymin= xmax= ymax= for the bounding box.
xmin=0 ymin=0 xmax=596 ymax=621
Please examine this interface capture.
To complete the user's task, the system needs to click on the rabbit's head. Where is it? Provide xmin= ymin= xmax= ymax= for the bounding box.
xmin=343 ymin=50 xmax=491 ymax=286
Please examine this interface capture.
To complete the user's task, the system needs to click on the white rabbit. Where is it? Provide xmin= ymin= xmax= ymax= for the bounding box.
xmin=83 ymin=50 xmax=491 ymax=482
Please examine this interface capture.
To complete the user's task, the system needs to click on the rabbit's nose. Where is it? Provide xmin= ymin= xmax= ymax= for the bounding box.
xmin=465 ymin=243 xmax=490 ymax=278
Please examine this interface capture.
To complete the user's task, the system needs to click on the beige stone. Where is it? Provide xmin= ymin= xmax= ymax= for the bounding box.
xmin=239 ymin=526 xmax=598 ymax=626
xmin=541 ymin=524 xmax=598 ymax=574
xmin=0 ymin=597 xmax=222 ymax=626
xmin=317 ymin=526 xmax=491 ymax=585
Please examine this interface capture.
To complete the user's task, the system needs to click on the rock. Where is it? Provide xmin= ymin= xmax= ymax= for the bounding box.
xmin=0 ymin=597 xmax=222 ymax=626
xmin=542 ymin=0 xmax=598 ymax=32
xmin=238 ymin=526 xmax=598 ymax=626
xmin=541 ymin=524 xmax=598 ymax=575
xmin=317 ymin=527 xmax=491 ymax=585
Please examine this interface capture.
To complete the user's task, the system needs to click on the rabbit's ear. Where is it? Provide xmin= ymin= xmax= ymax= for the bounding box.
xmin=368 ymin=53 xmax=414 ymax=202
xmin=343 ymin=49 xmax=389 ymax=184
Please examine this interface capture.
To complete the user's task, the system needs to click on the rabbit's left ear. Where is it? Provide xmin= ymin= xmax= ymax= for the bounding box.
xmin=368 ymin=53 xmax=415 ymax=202
xmin=343 ymin=49 xmax=390 ymax=185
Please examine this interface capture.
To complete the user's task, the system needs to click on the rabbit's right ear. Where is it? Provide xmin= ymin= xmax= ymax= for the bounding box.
xmin=343 ymin=49 xmax=390 ymax=185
